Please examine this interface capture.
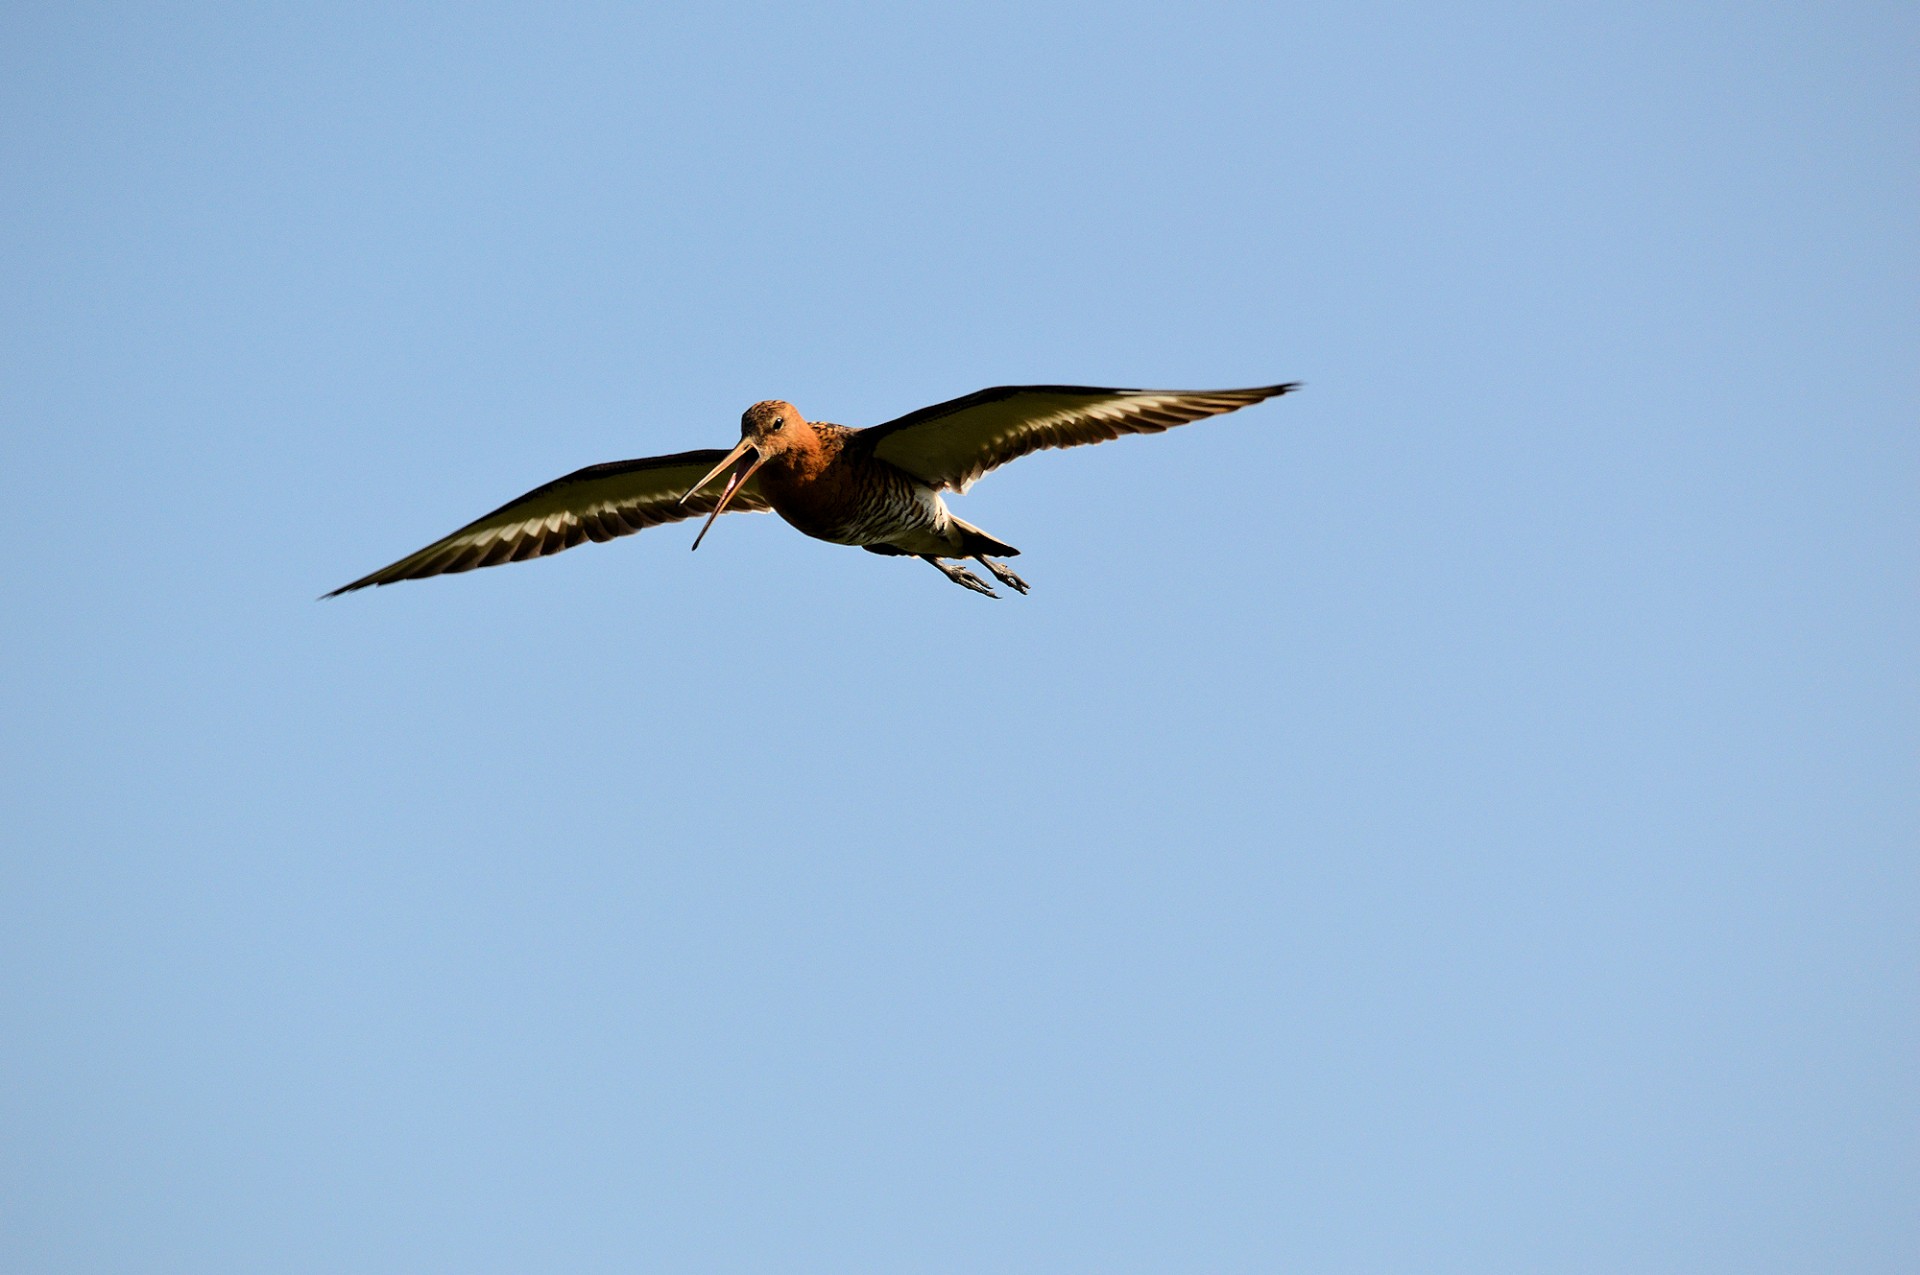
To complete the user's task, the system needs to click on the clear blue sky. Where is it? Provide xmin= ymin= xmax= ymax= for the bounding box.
xmin=2 ymin=3 xmax=1912 ymax=1270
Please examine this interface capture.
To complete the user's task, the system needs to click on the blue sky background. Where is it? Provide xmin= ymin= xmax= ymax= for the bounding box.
xmin=1 ymin=3 xmax=1913 ymax=1270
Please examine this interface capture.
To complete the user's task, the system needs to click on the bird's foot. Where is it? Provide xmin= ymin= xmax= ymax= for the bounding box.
xmin=924 ymin=556 xmax=998 ymax=598
xmin=977 ymin=557 xmax=1029 ymax=594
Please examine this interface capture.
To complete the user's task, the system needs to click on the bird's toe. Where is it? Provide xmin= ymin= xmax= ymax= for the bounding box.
xmin=979 ymin=557 xmax=1030 ymax=594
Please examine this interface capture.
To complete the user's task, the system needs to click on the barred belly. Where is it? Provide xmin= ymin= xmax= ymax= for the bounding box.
xmin=818 ymin=475 xmax=950 ymax=548
xmin=768 ymin=458 xmax=955 ymax=553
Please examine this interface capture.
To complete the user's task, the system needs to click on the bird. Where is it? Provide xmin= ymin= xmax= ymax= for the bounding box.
xmin=324 ymin=381 xmax=1300 ymax=599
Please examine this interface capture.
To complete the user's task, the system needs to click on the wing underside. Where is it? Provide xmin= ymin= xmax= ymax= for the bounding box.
xmin=325 ymin=449 xmax=770 ymax=596
xmin=858 ymin=383 xmax=1299 ymax=492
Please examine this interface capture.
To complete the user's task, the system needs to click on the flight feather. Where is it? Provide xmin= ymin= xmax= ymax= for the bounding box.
xmin=325 ymin=449 xmax=770 ymax=596
xmin=855 ymin=383 xmax=1300 ymax=492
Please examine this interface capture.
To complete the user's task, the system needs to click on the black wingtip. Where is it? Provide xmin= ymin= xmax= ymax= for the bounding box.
xmin=318 ymin=576 xmax=376 ymax=600
xmin=1221 ymin=381 xmax=1301 ymax=402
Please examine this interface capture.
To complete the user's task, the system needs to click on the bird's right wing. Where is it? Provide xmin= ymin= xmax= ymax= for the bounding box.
xmin=325 ymin=449 xmax=770 ymax=596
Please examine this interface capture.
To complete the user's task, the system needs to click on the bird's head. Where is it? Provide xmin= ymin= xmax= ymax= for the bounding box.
xmin=739 ymin=399 xmax=807 ymax=453
xmin=680 ymin=400 xmax=808 ymax=550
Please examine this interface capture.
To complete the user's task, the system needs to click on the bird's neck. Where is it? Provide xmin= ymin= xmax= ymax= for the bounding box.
xmin=767 ymin=423 xmax=847 ymax=482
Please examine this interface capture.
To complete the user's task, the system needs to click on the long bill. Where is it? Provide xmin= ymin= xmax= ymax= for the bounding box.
xmin=684 ymin=438 xmax=768 ymax=551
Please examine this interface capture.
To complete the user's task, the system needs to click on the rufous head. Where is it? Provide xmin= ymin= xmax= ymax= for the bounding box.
xmin=739 ymin=400 xmax=807 ymax=454
xmin=679 ymin=400 xmax=809 ymax=551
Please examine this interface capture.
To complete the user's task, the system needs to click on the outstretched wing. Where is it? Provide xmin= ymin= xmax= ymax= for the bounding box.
xmin=324 ymin=449 xmax=770 ymax=596
xmin=855 ymin=383 xmax=1299 ymax=492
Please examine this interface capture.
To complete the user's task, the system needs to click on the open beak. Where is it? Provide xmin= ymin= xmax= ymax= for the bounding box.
xmin=683 ymin=438 xmax=768 ymax=551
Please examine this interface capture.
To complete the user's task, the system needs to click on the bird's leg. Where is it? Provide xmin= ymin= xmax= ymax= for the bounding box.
xmin=976 ymin=557 xmax=1029 ymax=594
xmin=921 ymin=555 xmax=998 ymax=597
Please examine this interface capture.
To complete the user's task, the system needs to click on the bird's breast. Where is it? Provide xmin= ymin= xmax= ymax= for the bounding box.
xmin=760 ymin=454 xmax=941 ymax=546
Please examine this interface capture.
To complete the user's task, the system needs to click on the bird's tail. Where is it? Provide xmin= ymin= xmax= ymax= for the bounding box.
xmin=947 ymin=516 xmax=1020 ymax=558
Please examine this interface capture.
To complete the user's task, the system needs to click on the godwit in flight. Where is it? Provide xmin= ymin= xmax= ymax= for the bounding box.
xmin=325 ymin=382 xmax=1299 ymax=599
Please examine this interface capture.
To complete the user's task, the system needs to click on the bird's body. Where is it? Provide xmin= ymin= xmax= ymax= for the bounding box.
xmin=326 ymin=382 xmax=1298 ymax=599
xmin=748 ymin=415 xmax=1008 ymax=560
xmin=751 ymin=420 xmax=932 ymax=548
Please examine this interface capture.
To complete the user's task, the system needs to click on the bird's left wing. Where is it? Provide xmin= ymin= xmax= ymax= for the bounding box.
xmin=324 ymin=449 xmax=770 ymax=596
xmin=856 ymin=383 xmax=1299 ymax=492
